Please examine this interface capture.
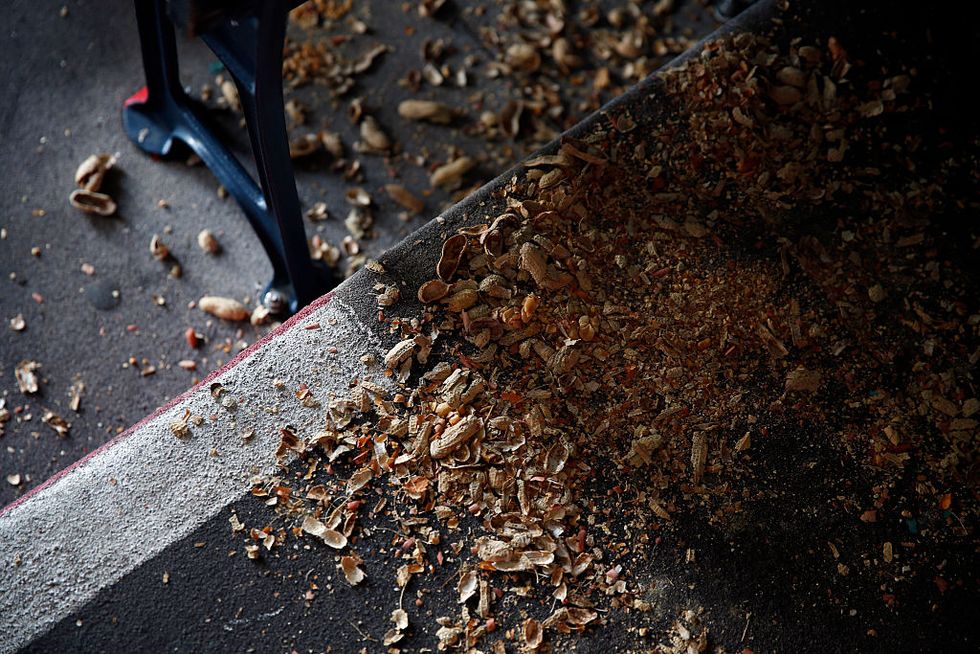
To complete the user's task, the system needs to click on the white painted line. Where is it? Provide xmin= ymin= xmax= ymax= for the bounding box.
xmin=0 ymin=296 xmax=393 ymax=653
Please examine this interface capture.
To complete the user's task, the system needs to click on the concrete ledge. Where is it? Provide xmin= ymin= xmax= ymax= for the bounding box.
xmin=0 ymin=293 xmax=402 ymax=653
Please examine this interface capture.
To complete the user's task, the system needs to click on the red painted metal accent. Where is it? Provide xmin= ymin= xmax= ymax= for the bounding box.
xmin=124 ymin=85 xmax=149 ymax=107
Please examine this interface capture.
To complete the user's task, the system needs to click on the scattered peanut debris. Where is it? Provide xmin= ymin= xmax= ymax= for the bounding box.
xmin=15 ymin=360 xmax=40 ymax=394
xmin=0 ymin=401 xmax=11 ymax=438
xmin=301 ymin=515 xmax=347 ymax=549
xmin=340 ymin=554 xmax=366 ymax=585
xmin=357 ymin=115 xmax=391 ymax=154
xmin=398 ymin=99 xmax=455 ymax=125
xmin=74 ymin=153 xmax=116 ymax=192
xmin=305 ymin=201 xmax=330 ymax=222
xmin=244 ymin=24 xmax=978 ymax=653
xmin=184 ymin=327 xmax=202 ymax=349
xmin=170 ymin=409 xmax=191 ymax=439
xmin=69 ymin=189 xmax=116 ymax=216
xmin=250 ymin=305 xmax=272 ymax=326
xmin=149 ymin=234 xmax=169 ymax=261
xmin=662 ymin=609 xmax=709 ymax=654
xmin=198 ymin=296 xmax=249 ymax=322
xmin=430 ymin=156 xmax=475 ymax=189
xmin=384 ymin=184 xmax=424 ymax=215
xmin=219 ymin=79 xmax=239 ymax=111
xmin=70 ymin=153 xmax=118 ymax=215
xmin=344 ymin=187 xmax=371 ymax=207
xmin=0 ymin=3 xmax=966 ymax=650
xmin=344 ymin=206 xmax=373 ymax=240
xmin=288 ymin=133 xmax=319 ymax=159
xmin=785 ymin=367 xmax=822 ymax=393
xmin=41 ymin=411 xmax=70 ymax=438
xmin=196 ymin=229 xmax=221 ymax=254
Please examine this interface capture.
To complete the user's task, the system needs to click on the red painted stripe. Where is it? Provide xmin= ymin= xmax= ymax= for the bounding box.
xmin=1 ymin=292 xmax=335 ymax=516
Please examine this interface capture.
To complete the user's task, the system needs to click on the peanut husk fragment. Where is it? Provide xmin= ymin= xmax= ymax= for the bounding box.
xmin=430 ymin=156 xmax=475 ymax=189
xmin=15 ymin=360 xmax=40 ymax=394
xmin=69 ymin=189 xmax=117 ymax=216
xmin=418 ymin=279 xmax=450 ymax=303
xmin=199 ymin=296 xmax=249 ymax=321
xmin=197 ymin=229 xmax=221 ymax=254
xmin=436 ymin=234 xmax=467 ymax=281
xmin=74 ymin=153 xmax=116 ymax=192
xmin=398 ymin=99 xmax=454 ymax=124
xmin=359 ymin=115 xmax=391 ymax=152
xmin=385 ymin=184 xmax=424 ymax=214
xmin=430 ymin=415 xmax=482 ymax=459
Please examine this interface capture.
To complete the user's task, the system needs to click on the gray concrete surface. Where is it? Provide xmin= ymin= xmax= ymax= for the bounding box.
xmin=0 ymin=294 xmax=399 ymax=652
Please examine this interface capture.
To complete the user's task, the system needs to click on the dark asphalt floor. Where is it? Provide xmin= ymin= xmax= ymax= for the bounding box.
xmin=22 ymin=425 xmax=978 ymax=653
xmin=0 ymin=0 xmax=720 ymax=507
xmin=1 ymin=0 xmax=275 ymax=505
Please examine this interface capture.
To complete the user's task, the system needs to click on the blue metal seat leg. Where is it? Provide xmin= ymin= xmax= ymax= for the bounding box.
xmin=122 ymin=0 xmax=333 ymax=314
